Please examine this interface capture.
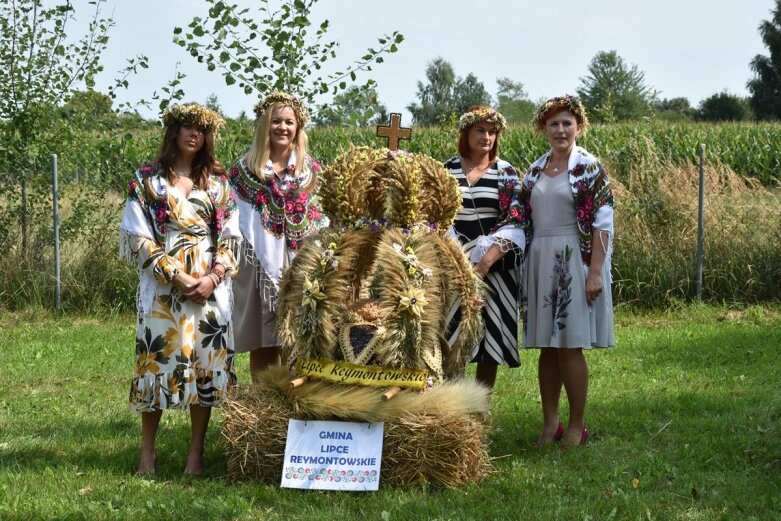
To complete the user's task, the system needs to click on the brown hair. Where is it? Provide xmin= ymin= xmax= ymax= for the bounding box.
xmin=156 ymin=122 xmax=224 ymax=189
xmin=457 ymin=104 xmax=500 ymax=161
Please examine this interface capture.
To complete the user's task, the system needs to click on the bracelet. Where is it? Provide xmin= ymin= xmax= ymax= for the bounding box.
xmin=207 ymin=273 xmax=220 ymax=286
xmin=209 ymin=268 xmax=224 ymax=284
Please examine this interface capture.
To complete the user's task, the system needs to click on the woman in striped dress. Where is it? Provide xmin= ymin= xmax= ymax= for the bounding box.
xmin=445 ymin=105 xmax=524 ymax=390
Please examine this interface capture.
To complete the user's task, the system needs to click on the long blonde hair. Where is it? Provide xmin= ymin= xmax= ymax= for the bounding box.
xmin=245 ymin=102 xmax=309 ymax=181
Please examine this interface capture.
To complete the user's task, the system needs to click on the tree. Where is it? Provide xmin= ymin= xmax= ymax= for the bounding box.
xmin=60 ymin=90 xmax=118 ymax=131
xmin=496 ymin=77 xmax=535 ymax=125
xmin=204 ymin=93 xmax=223 ymax=115
xmin=576 ymin=50 xmax=654 ymax=122
xmin=454 ymin=73 xmax=492 ymax=113
xmin=698 ymin=92 xmax=753 ymax=122
xmin=0 ymin=0 xmax=125 ymax=256
xmin=175 ymin=0 xmax=403 ymax=108
xmin=407 ymin=58 xmax=491 ymax=125
xmin=312 ymin=85 xmax=388 ymax=127
xmin=652 ymin=97 xmax=696 ymax=121
xmin=748 ymin=1 xmax=781 ymax=119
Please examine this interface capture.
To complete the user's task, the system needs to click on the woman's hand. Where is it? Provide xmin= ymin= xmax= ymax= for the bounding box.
xmin=182 ymin=276 xmax=216 ymax=305
xmin=585 ymin=271 xmax=604 ymax=305
xmin=172 ymin=271 xmax=197 ymax=295
xmin=474 ymin=258 xmax=491 ymax=278
xmin=173 ymin=272 xmax=214 ymax=305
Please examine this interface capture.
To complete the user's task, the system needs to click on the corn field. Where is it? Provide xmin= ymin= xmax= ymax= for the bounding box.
xmin=0 ymin=121 xmax=779 ymax=311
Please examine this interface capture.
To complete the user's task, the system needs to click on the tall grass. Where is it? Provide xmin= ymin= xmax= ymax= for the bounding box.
xmin=610 ymin=137 xmax=781 ymax=307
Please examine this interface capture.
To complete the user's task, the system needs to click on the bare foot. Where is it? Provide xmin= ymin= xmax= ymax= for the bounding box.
xmin=184 ymin=451 xmax=204 ymax=476
xmin=560 ymin=425 xmax=588 ymax=450
xmin=534 ymin=422 xmax=563 ymax=447
xmin=136 ymin=451 xmax=156 ymax=476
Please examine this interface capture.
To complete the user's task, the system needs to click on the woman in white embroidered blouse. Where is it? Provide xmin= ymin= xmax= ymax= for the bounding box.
xmin=228 ymin=92 xmax=327 ymax=379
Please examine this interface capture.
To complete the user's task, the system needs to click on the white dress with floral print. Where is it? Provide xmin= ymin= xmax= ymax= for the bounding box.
xmin=121 ymin=171 xmax=241 ymax=413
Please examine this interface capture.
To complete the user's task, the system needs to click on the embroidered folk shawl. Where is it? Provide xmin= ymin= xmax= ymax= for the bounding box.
xmin=228 ymin=152 xmax=327 ymax=295
xmin=515 ymin=146 xmax=614 ymax=265
xmin=448 ymin=157 xmax=525 ymax=265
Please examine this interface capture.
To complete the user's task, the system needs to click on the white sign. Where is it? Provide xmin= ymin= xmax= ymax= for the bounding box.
xmin=281 ymin=419 xmax=384 ymax=491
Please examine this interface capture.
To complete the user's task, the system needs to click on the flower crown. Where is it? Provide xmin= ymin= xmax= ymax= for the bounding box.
xmin=253 ymin=91 xmax=310 ymax=126
xmin=457 ymin=108 xmax=508 ymax=133
xmin=532 ymin=95 xmax=589 ymax=134
xmin=162 ymin=103 xmax=225 ymax=136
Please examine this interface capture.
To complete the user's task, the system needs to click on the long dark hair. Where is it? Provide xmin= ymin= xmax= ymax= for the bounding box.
xmin=156 ymin=123 xmax=224 ymax=189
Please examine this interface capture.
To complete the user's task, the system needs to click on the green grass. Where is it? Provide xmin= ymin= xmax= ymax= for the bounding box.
xmin=1 ymin=305 xmax=780 ymax=520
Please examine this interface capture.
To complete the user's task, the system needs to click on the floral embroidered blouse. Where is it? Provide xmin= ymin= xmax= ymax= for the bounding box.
xmin=228 ymin=154 xmax=326 ymax=251
xmin=228 ymin=152 xmax=327 ymax=299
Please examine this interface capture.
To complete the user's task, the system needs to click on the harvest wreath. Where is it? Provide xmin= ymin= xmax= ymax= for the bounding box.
xmin=221 ymin=146 xmax=493 ymax=486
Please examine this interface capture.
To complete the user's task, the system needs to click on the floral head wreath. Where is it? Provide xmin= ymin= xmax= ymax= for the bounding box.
xmin=457 ymin=107 xmax=508 ymax=133
xmin=532 ymin=95 xmax=589 ymax=134
xmin=253 ymin=91 xmax=310 ymax=126
xmin=162 ymin=103 xmax=225 ymax=137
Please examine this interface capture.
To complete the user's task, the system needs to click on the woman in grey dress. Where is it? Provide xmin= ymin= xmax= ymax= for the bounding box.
xmin=520 ymin=95 xmax=615 ymax=448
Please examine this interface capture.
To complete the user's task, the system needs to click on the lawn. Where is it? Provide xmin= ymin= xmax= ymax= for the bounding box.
xmin=0 ymin=305 xmax=779 ymax=520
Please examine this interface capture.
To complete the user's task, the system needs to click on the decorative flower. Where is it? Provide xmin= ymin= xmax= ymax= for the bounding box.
xmin=154 ymin=205 xmax=167 ymax=222
xmin=457 ymin=108 xmax=508 ymax=133
xmin=253 ymin=91 xmax=310 ymax=126
xmin=302 ymin=275 xmax=326 ymax=309
xmin=532 ymin=95 xmax=589 ymax=134
xmin=397 ymin=287 xmax=428 ymax=317
xmin=162 ymin=103 xmax=225 ymax=137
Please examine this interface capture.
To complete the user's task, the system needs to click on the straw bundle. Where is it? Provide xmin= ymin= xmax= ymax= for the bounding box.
xmin=220 ymin=366 xmax=492 ymax=486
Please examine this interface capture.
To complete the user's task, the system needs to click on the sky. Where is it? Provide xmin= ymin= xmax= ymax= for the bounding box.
xmin=86 ymin=0 xmax=776 ymax=122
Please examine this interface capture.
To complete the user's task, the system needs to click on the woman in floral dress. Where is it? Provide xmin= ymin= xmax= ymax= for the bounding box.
xmin=120 ymin=103 xmax=241 ymax=475
xmin=444 ymin=104 xmax=524 ymax=391
xmin=520 ymin=95 xmax=615 ymax=449
xmin=228 ymin=92 xmax=327 ymax=378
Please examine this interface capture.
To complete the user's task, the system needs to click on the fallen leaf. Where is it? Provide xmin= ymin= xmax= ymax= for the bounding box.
xmin=78 ymin=486 xmax=93 ymax=496
xmin=75 ymin=472 xmax=85 ymax=477
xmin=631 ymin=478 xmax=640 ymax=489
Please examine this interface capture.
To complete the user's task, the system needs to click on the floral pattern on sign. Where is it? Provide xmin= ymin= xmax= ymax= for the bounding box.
xmin=283 ymin=467 xmax=378 ymax=483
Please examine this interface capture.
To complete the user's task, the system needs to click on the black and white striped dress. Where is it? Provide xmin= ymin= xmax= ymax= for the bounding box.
xmin=445 ymin=156 xmax=521 ymax=367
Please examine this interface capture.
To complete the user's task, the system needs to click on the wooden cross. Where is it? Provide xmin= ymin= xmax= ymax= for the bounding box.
xmin=376 ymin=113 xmax=412 ymax=151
